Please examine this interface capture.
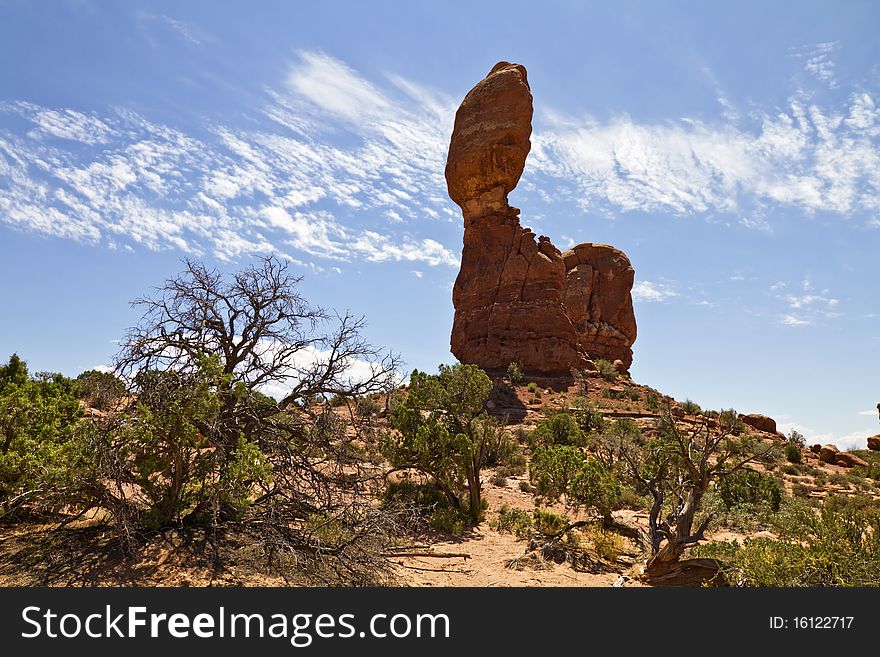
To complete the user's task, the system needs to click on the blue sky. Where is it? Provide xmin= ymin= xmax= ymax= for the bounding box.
xmin=0 ymin=1 xmax=878 ymax=447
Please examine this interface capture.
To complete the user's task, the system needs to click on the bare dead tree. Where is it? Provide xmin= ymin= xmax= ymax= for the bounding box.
xmin=89 ymin=255 xmax=406 ymax=583
xmin=609 ymin=406 xmax=771 ymax=574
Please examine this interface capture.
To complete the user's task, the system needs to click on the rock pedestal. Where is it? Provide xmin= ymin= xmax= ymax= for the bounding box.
xmin=446 ymin=62 xmax=636 ymax=375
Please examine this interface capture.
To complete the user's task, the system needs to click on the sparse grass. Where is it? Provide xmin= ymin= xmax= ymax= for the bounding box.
xmin=527 ymin=382 xmax=538 ymax=394
xmin=587 ymin=527 xmax=626 ymax=562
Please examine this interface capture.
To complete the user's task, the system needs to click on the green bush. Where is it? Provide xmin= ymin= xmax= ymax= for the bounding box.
xmin=533 ymin=508 xmax=568 ymax=535
xmin=507 ymin=362 xmax=524 ymax=385
xmin=431 ymin=507 xmax=468 ymax=535
xmin=0 ymin=355 xmax=85 ymax=517
xmin=693 ymin=496 xmax=880 ymax=586
xmin=531 ymin=411 xmax=588 ymax=447
xmin=716 ymin=468 xmax=782 ymax=512
xmin=784 ymin=442 xmax=803 ymax=464
xmin=491 ymin=504 xmax=533 ymax=538
xmin=593 ymin=359 xmax=618 ymax=382
xmin=570 ymin=397 xmax=605 ymax=433
xmin=682 ymin=398 xmax=701 ymax=415
xmin=74 ymin=369 xmax=126 ymax=411
xmin=527 ymin=382 xmax=538 ymax=394
xmin=382 ymin=364 xmax=502 ymax=523
xmin=529 ymin=444 xmax=622 ymax=519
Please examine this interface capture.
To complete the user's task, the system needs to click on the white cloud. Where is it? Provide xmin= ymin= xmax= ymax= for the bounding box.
xmin=3 ymin=49 xmax=880 ymax=271
xmin=0 ymin=52 xmax=461 ymax=269
xmin=791 ymin=41 xmax=840 ymax=88
xmin=632 ymin=280 xmax=678 ymax=302
xmin=858 ymin=410 xmax=878 ymax=416
xmin=778 ymin=421 xmax=874 ymax=451
xmin=771 ymin=277 xmax=840 ymax=327
xmin=779 ymin=314 xmax=811 ymax=327
xmin=530 ymin=88 xmax=880 ymax=219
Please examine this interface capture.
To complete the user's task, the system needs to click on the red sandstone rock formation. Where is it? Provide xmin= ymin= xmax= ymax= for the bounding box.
xmin=446 ymin=62 xmax=636 ymax=374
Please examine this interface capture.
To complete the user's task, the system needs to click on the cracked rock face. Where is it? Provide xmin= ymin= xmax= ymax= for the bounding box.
xmin=446 ymin=62 xmax=636 ymax=375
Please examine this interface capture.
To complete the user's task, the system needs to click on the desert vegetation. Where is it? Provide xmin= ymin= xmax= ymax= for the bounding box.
xmin=1 ymin=256 xmax=879 ymax=588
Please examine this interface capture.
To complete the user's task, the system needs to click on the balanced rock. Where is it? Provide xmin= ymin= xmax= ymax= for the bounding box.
xmin=867 ymin=435 xmax=880 ymax=451
xmin=740 ymin=413 xmax=777 ymax=434
xmin=818 ymin=444 xmax=840 ymax=464
xmin=446 ymin=62 xmax=636 ymax=374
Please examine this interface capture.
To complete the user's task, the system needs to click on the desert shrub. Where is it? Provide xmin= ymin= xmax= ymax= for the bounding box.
xmin=682 ymin=398 xmax=701 ymax=415
xmin=0 ymin=355 xmax=85 ymax=517
xmin=527 ymin=382 xmax=538 ymax=394
xmin=513 ymin=426 xmax=532 ymax=444
xmin=784 ymin=442 xmax=803 ymax=464
xmin=490 ymin=472 xmax=508 ymax=487
xmin=588 ymin=527 xmax=626 ymax=562
xmin=781 ymin=463 xmax=800 ymax=475
xmin=491 ymin=504 xmax=533 ymax=538
xmin=529 ymin=444 xmax=622 ymax=520
xmin=430 ymin=507 xmax=467 ymax=535
xmin=716 ymin=468 xmax=782 ymax=512
xmin=356 ymin=395 xmax=381 ymax=417
xmin=694 ymin=496 xmax=880 ymax=586
xmin=603 ymin=387 xmax=626 ymax=400
xmin=593 ymin=359 xmax=618 ymax=382
xmin=570 ymin=397 xmax=605 ymax=433
xmin=382 ymin=363 xmax=504 ymax=523
xmin=519 ymin=481 xmax=535 ymax=494
xmin=791 ymin=482 xmax=812 ymax=498
xmin=498 ymin=449 xmax=527 ymax=476
xmin=74 ymin=369 xmax=126 ymax=411
xmin=531 ymin=411 xmax=588 ymax=447
xmin=627 ymin=389 xmax=642 ymax=401
xmin=645 ymin=392 xmax=660 ymax=411
xmin=533 ymin=508 xmax=568 ymax=535
xmin=507 ymin=362 xmax=524 ymax=385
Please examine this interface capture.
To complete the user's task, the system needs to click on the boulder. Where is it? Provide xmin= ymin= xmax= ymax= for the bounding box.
xmin=446 ymin=62 xmax=636 ymax=375
xmin=818 ymin=444 xmax=840 ymax=464
xmin=835 ymin=452 xmax=869 ymax=469
xmin=740 ymin=413 xmax=777 ymax=434
xmin=810 ymin=444 xmax=822 ymax=454
xmin=867 ymin=435 xmax=880 ymax=451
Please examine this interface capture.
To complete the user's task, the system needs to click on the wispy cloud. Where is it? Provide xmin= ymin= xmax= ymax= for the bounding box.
xmin=2 ymin=50 xmax=879 ymax=270
xmin=772 ymin=278 xmax=840 ymax=327
xmin=790 ymin=41 xmax=840 ymax=88
xmin=632 ymin=280 xmax=678 ymax=302
xmin=529 ymin=85 xmax=880 ymax=218
xmin=0 ymin=52 xmax=460 ymax=268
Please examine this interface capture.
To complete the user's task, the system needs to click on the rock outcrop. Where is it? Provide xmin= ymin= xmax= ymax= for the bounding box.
xmin=446 ymin=62 xmax=636 ymax=375
xmin=835 ymin=452 xmax=869 ymax=469
xmin=868 ymin=435 xmax=880 ymax=451
xmin=740 ymin=413 xmax=778 ymax=435
xmin=818 ymin=444 xmax=840 ymax=464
